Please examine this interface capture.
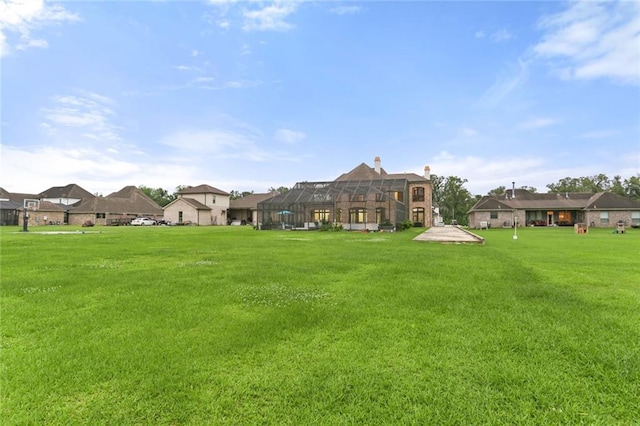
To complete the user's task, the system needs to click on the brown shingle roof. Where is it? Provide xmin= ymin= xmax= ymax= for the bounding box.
xmin=469 ymin=191 xmax=640 ymax=212
xmin=179 ymin=184 xmax=229 ymax=196
xmin=72 ymin=186 xmax=163 ymax=215
xmin=230 ymin=192 xmax=278 ymax=209
xmin=39 ymin=183 xmax=94 ymax=199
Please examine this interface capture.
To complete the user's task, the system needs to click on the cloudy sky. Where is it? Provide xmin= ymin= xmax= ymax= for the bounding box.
xmin=1 ymin=0 xmax=639 ymax=196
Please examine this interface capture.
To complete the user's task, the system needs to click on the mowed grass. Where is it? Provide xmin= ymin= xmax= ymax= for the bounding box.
xmin=1 ymin=225 xmax=638 ymax=424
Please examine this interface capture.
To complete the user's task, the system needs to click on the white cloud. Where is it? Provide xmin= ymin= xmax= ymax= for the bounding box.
xmin=242 ymin=2 xmax=298 ymax=32
xmin=160 ymin=129 xmax=269 ymax=161
xmin=0 ymin=144 xmax=198 ymax=195
xmin=330 ymin=5 xmax=362 ymax=16
xmin=518 ymin=117 xmax=560 ymax=130
xmin=241 ymin=43 xmax=251 ymax=55
xmin=428 ymin=151 xmax=548 ymax=194
xmin=275 ymin=128 xmax=305 ymax=145
xmin=534 ymin=0 xmax=640 ymax=85
xmin=491 ymin=29 xmax=512 ymax=42
xmin=41 ymin=93 xmax=121 ymax=142
xmin=0 ymin=0 xmax=79 ymax=57
xmin=16 ymin=37 xmax=47 ymax=50
xmin=459 ymin=127 xmax=478 ymax=137
xmin=477 ymin=59 xmax=528 ymax=108
xmin=191 ymin=49 xmax=202 ymax=57
xmin=475 ymin=31 xmax=485 ymax=39
xmin=173 ymin=65 xmax=201 ymax=72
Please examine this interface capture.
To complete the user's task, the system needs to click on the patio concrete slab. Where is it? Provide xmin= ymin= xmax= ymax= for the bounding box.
xmin=413 ymin=225 xmax=484 ymax=244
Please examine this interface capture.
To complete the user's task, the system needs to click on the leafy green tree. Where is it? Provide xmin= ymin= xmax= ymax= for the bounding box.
xmin=610 ymin=175 xmax=626 ymax=197
xmin=430 ymin=174 xmax=446 ymax=208
xmin=624 ymin=175 xmax=640 ymax=199
xmin=229 ymin=190 xmax=254 ymax=200
xmin=268 ymin=186 xmax=290 ymax=194
xmin=432 ymin=175 xmax=475 ymax=225
xmin=139 ymin=185 xmax=176 ymax=207
xmin=487 ymin=186 xmax=506 ymax=196
xmin=519 ymin=185 xmax=537 ymax=193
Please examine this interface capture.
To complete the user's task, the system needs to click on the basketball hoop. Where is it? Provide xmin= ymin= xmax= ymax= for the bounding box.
xmin=24 ymin=199 xmax=40 ymax=211
xmin=22 ymin=199 xmax=40 ymax=232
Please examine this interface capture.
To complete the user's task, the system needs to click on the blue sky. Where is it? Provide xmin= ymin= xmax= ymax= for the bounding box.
xmin=1 ymin=0 xmax=639 ymax=196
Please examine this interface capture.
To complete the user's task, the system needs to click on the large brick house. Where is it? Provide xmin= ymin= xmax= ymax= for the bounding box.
xmin=257 ymin=157 xmax=433 ymax=230
xmin=468 ymin=189 xmax=640 ymax=229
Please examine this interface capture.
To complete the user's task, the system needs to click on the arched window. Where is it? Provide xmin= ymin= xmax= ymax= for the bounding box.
xmin=412 ymin=207 xmax=425 ymax=226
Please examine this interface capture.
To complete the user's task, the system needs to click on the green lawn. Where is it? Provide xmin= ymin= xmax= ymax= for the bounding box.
xmin=1 ymin=226 xmax=638 ymax=424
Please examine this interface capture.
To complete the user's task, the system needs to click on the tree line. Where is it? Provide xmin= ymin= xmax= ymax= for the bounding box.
xmin=139 ymin=173 xmax=640 ymax=225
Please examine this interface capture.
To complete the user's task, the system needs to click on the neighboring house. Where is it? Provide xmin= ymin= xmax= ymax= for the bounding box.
xmin=228 ymin=192 xmax=278 ymax=225
xmin=468 ymin=189 xmax=640 ymax=229
xmin=0 ymin=187 xmax=43 ymax=226
xmin=0 ymin=185 xmax=162 ymax=226
xmin=257 ymin=157 xmax=433 ymax=230
xmin=68 ymin=186 xmax=163 ymax=226
xmin=163 ymin=184 xmax=230 ymax=225
xmin=39 ymin=183 xmax=95 ymax=206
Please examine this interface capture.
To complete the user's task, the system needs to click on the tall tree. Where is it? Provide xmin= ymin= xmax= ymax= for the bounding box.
xmin=519 ymin=185 xmax=537 ymax=193
xmin=430 ymin=174 xmax=446 ymax=208
xmin=433 ymin=175 xmax=475 ymax=225
xmin=138 ymin=185 xmax=176 ymax=207
xmin=229 ymin=190 xmax=254 ymax=200
xmin=487 ymin=186 xmax=506 ymax=196
xmin=268 ymin=186 xmax=290 ymax=194
xmin=610 ymin=175 xmax=626 ymax=196
xmin=624 ymin=175 xmax=640 ymax=199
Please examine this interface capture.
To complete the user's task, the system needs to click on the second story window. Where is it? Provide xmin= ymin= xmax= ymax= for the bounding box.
xmin=412 ymin=187 xmax=425 ymax=202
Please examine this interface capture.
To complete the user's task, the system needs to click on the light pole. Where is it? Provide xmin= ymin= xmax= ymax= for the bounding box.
xmin=513 ymin=211 xmax=518 ymax=240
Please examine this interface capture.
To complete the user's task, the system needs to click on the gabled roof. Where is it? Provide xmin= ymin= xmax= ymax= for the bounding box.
xmin=230 ymin=192 xmax=278 ymax=209
xmin=469 ymin=191 xmax=640 ymax=212
xmin=39 ymin=183 xmax=94 ymax=200
xmin=0 ymin=188 xmax=40 ymax=202
xmin=178 ymin=184 xmax=229 ymax=196
xmin=335 ymin=163 xmax=387 ymax=181
xmin=585 ymin=192 xmax=640 ymax=209
xmin=335 ymin=162 xmax=429 ymax=183
xmin=164 ymin=197 xmax=211 ymax=211
xmin=71 ymin=186 xmax=163 ymax=215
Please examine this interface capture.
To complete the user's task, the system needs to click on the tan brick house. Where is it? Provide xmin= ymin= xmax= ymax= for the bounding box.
xmin=163 ymin=185 xmax=230 ymax=225
xmin=468 ymin=189 xmax=640 ymax=229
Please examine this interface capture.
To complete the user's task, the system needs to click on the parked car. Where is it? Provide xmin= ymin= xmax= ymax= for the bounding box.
xmin=131 ymin=217 xmax=156 ymax=226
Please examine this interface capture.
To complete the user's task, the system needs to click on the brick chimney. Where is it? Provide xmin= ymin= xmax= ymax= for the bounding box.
xmin=374 ymin=156 xmax=381 ymax=174
xmin=424 ymin=165 xmax=431 ymax=180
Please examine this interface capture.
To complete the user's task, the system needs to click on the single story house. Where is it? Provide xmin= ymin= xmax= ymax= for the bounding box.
xmin=228 ymin=192 xmax=278 ymax=225
xmin=257 ymin=157 xmax=433 ymax=230
xmin=468 ymin=189 xmax=640 ymax=228
xmin=163 ymin=184 xmax=230 ymax=225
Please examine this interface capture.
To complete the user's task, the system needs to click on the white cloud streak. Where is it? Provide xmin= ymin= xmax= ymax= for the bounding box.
xmin=330 ymin=5 xmax=362 ymax=16
xmin=41 ymin=93 xmax=121 ymax=142
xmin=534 ymin=0 xmax=640 ymax=85
xmin=0 ymin=0 xmax=79 ymax=57
xmin=518 ymin=117 xmax=560 ymax=130
xmin=275 ymin=128 xmax=306 ymax=145
xmin=242 ymin=2 xmax=298 ymax=32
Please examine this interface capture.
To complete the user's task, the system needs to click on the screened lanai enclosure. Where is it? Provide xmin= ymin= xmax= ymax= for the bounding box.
xmin=257 ymin=179 xmax=412 ymax=230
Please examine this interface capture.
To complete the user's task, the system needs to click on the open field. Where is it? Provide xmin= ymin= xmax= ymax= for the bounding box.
xmin=1 ymin=226 xmax=639 ymax=424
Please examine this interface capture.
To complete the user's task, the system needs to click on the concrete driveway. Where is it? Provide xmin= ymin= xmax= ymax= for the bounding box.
xmin=413 ymin=225 xmax=484 ymax=244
